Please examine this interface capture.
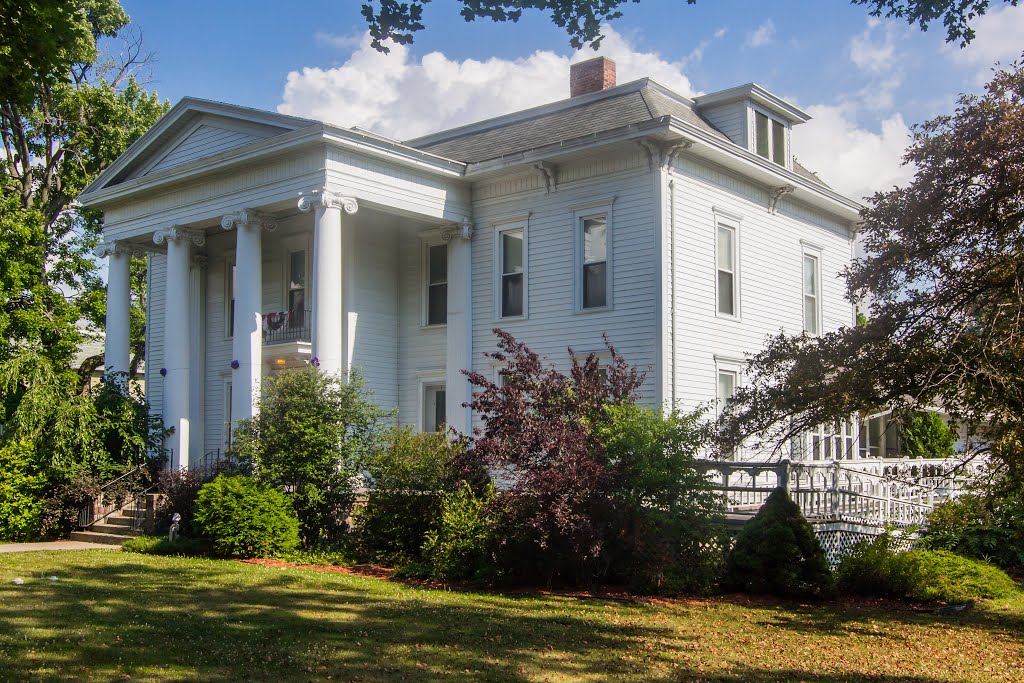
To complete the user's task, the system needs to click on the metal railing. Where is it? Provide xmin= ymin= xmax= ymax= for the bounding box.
xmin=262 ymin=309 xmax=310 ymax=345
xmin=78 ymin=464 xmax=153 ymax=531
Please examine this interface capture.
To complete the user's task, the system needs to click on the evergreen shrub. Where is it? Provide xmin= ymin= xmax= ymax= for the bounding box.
xmin=0 ymin=441 xmax=46 ymax=541
xmin=193 ymin=475 xmax=300 ymax=558
xmin=422 ymin=483 xmax=497 ymax=582
xmin=725 ymin=487 xmax=836 ymax=598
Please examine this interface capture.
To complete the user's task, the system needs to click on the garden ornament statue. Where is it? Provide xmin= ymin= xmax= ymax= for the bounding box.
xmin=169 ymin=512 xmax=182 ymax=542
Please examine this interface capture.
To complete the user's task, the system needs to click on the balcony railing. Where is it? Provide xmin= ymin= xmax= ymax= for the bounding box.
xmin=262 ymin=309 xmax=310 ymax=345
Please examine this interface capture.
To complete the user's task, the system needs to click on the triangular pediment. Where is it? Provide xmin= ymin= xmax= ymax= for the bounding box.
xmin=86 ymin=98 xmax=317 ymax=193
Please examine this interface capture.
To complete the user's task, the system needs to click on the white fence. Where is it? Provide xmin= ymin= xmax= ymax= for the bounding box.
xmin=697 ymin=456 xmax=985 ymax=529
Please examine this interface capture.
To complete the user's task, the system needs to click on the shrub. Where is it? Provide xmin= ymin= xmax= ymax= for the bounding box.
xmin=422 ymin=483 xmax=497 ymax=582
xmin=725 ymin=487 xmax=835 ymax=598
xmin=38 ymin=470 xmax=102 ymax=539
xmin=902 ymin=411 xmax=955 ymax=458
xmin=599 ymin=404 xmax=726 ymax=595
xmin=922 ymin=483 xmax=1024 ymax=569
xmin=838 ymin=534 xmax=1019 ymax=603
xmin=193 ymin=475 xmax=300 ymax=558
xmin=154 ymin=459 xmax=246 ymax=537
xmin=0 ymin=441 xmax=46 ymax=541
xmin=121 ymin=535 xmax=211 ymax=556
xmin=354 ymin=427 xmax=465 ymax=564
xmin=231 ymin=368 xmax=388 ymax=546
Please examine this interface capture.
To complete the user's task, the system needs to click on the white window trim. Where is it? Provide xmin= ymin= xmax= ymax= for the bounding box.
xmin=573 ymin=201 xmax=614 ymax=313
xmin=223 ymin=252 xmax=236 ymax=341
xmin=416 ymin=369 xmax=447 ymax=433
xmin=714 ymin=214 xmax=741 ymax=321
xmin=281 ymin=235 xmax=310 ymax=321
xmin=493 ymin=220 xmax=528 ymax=321
xmin=714 ymin=355 xmax=744 ymax=415
xmin=802 ymin=246 xmax=823 ymax=336
xmin=751 ymin=106 xmax=789 ymax=169
xmin=222 ymin=377 xmax=233 ymax=450
xmin=420 ymin=238 xmax=448 ymax=329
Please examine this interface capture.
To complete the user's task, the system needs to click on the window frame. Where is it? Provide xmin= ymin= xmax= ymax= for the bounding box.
xmin=752 ymin=107 xmax=789 ymax=168
xmin=421 ymin=240 xmax=448 ymax=328
xmin=494 ymin=221 xmax=528 ymax=321
xmin=281 ymin=236 xmax=310 ymax=333
xmin=417 ymin=370 xmax=447 ymax=433
xmin=573 ymin=201 xmax=614 ymax=312
xmin=714 ymin=212 xmax=741 ymax=320
xmin=802 ymin=246 xmax=822 ymax=336
xmin=224 ymin=253 xmax=236 ymax=340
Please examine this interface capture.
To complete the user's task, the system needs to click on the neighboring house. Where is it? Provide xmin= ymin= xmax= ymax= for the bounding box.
xmin=79 ymin=57 xmax=862 ymax=469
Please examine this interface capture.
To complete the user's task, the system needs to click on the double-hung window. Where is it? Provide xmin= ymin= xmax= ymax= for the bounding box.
xmin=498 ymin=227 xmax=525 ymax=318
xmin=287 ymin=250 xmax=306 ymax=327
xmin=423 ymin=384 xmax=446 ymax=432
xmin=226 ymin=256 xmax=236 ymax=337
xmin=803 ymin=251 xmax=821 ymax=335
xmin=718 ymin=369 xmax=737 ymax=408
xmin=425 ymin=243 xmax=447 ymax=326
xmin=581 ymin=215 xmax=608 ymax=309
xmin=716 ymin=219 xmax=738 ymax=317
xmin=754 ymin=110 xmax=787 ymax=167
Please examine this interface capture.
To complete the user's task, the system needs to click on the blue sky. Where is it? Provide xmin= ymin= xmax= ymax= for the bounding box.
xmin=117 ymin=0 xmax=1024 ymax=199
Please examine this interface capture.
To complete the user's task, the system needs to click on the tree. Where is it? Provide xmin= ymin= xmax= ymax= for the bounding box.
xmin=719 ymin=60 xmax=1024 ymax=475
xmin=0 ymin=1 xmax=167 ymax=386
xmin=359 ymin=0 xmax=1016 ymax=52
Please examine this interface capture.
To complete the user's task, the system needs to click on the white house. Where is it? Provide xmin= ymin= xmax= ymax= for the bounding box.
xmin=80 ymin=57 xmax=863 ymax=470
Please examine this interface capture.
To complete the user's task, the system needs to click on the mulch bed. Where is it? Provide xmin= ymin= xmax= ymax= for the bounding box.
xmin=240 ymin=558 xmax=943 ymax=612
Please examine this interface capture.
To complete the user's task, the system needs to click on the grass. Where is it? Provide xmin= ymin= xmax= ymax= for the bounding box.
xmin=1 ymin=551 xmax=1022 ymax=682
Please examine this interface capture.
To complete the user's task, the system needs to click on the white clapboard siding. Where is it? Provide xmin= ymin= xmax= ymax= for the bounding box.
xmin=397 ymin=231 xmax=447 ymax=427
xmin=350 ymin=219 xmax=400 ymax=411
xmin=667 ymin=155 xmax=854 ymax=413
xmin=470 ymin=155 xmax=660 ymax=420
xmin=148 ymin=125 xmax=264 ymax=175
xmin=700 ymin=102 xmax=749 ymax=148
xmin=146 ymin=253 xmax=166 ymax=426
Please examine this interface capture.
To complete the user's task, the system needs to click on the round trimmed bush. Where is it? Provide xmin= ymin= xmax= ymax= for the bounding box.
xmin=193 ymin=475 xmax=300 ymax=558
xmin=725 ymin=487 xmax=836 ymax=598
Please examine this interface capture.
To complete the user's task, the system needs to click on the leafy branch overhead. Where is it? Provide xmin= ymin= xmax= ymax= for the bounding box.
xmin=359 ymin=0 xmax=1017 ymax=51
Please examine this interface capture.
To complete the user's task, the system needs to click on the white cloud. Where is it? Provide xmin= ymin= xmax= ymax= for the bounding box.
xmin=848 ymin=19 xmax=897 ymax=73
xmin=278 ymin=27 xmax=695 ymax=140
xmin=793 ymin=104 xmax=914 ymax=201
xmin=745 ymin=20 xmax=775 ymax=48
xmin=279 ymin=25 xmax=914 ymax=200
xmin=945 ymin=3 xmax=1024 ymax=80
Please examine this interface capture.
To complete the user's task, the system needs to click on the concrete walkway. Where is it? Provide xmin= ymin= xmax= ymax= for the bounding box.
xmin=0 ymin=541 xmax=120 ymax=553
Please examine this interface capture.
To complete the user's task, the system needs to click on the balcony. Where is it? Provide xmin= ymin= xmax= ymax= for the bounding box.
xmin=262 ymin=309 xmax=311 ymax=346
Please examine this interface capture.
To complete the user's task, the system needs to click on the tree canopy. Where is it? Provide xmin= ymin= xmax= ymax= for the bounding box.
xmin=719 ymin=59 xmax=1024 ymax=473
xmin=359 ymin=0 xmax=1018 ymax=51
xmin=0 ymin=1 xmax=167 ymax=387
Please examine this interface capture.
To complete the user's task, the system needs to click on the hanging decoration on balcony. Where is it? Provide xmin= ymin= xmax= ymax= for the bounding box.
xmin=264 ymin=311 xmax=287 ymax=332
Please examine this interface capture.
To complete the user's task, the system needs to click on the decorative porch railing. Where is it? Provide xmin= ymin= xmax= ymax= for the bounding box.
xmin=77 ymin=464 xmax=153 ymax=531
xmin=262 ymin=309 xmax=310 ymax=345
xmin=697 ymin=456 xmax=985 ymax=529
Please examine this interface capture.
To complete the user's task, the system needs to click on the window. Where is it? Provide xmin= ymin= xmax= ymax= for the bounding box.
xmin=754 ymin=111 xmax=787 ymax=166
xmin=288 ymin=250 xmax=306 ymax=327
xmin=499 ymin=227 xmax=525 ymax=318
xmin=803 ymin=252 xmax=820 ymax=335
xmin=716 ymin=221 xmax=738 ymax=316
xmin=423 ymin=384 xmax=446 ymax=432
xmin=425 ymin=243 xmax=447 ymax=326
xmin=226 ymin=257 xmax=236 ymax=337
xmin=581 ymin=215 xmax=608 ymax=309
xmin=224 ymin=381 xmax=233 ymax=449
xmin=718 ymin=369 xmax=737 ymax=407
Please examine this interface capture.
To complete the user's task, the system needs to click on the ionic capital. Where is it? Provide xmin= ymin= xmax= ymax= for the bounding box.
xmin=221 ymin=209 xmax=278 ymax=233
xmin=297 ymin=190 xmax=358 ymax=215
xmin=95 ymin=241 xmax=146 ymax=259
xmin=153 ymin=226 xmax=207 ymax=247
xmin=441 ymin=217 xmax=474 ymax=242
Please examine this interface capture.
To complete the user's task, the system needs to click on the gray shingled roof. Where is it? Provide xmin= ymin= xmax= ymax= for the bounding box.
xmin=792 ymin=160 xmax=830 ymax=189
xmin=407 ymin=80 xmax=726 ymax=164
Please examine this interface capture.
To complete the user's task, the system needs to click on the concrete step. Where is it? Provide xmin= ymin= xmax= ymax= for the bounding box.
xmin=68 ymin=530 xmax=133 ymax=546
xmin=90 ymin=523 xmax=143 ymax=536
xmin=105 ymin=515 xmax=137 ymax=527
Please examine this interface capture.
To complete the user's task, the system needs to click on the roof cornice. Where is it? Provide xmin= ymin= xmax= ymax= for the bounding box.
xmin=694 ymin=83 xmax=811 ymax=124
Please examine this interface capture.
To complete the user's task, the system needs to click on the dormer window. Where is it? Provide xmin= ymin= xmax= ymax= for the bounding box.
xmin=754 ymin=111 xmax=787 ymax=167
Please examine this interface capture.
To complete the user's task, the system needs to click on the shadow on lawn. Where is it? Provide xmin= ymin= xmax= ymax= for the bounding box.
xmin=0 ymin=558 xmax=1018 ymax=682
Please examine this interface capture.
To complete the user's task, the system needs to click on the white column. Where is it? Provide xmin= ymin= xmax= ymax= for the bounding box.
xmin=97 ymin=241 xmax=134 ymax=382
xmin=444 ymin=219 xmax=474 ymax=435
xmin=298 ymin=190 xmax=358 ymax=377
xmin=221 ymin=209 xmax=277 ymax=425
xmin=153 ymin=226 xmax=206 ymax=469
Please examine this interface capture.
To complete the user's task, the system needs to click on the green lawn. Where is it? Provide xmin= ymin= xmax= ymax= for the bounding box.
xmin=1 ymin=551 xmax=1021 ymax=682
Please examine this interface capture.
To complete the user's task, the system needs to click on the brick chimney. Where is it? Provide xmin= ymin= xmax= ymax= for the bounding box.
xmin=570 ymin=57 xmax=616 ymax=97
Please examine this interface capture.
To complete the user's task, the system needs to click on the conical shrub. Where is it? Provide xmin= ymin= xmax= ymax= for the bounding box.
xmin=725 ymin=487 xmax=835 ymax=598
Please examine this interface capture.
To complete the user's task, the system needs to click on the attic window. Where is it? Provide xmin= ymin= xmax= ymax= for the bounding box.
xmin=754 ymin=111 xmax=787 ymax=166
